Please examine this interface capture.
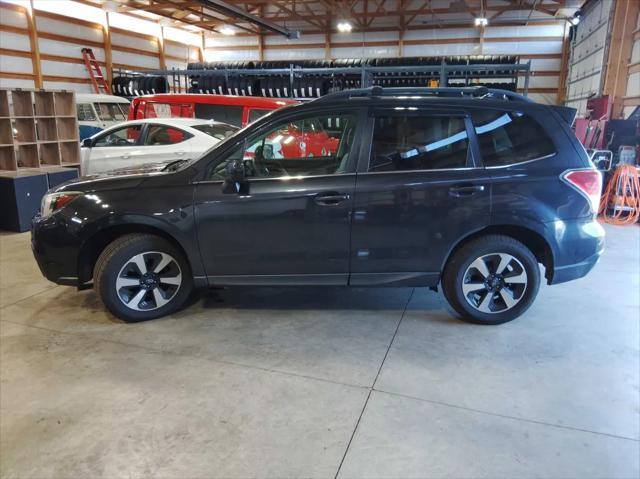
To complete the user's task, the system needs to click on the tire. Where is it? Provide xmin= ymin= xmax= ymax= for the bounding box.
xmin=441 ymin=235 xmax=540 ymax=325
xmin=94 ymin=234 xmax=193 ymax=322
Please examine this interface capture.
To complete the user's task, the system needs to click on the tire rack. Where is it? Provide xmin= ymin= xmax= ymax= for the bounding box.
xmin=113 ymin=59 xmax=531 ymax=100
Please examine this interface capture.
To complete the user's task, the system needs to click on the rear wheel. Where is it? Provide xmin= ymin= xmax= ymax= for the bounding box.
xmin=441 ymin=235 xmax=540 ymax=325
xmin=94 ymin=234 xmax=193 ymax=322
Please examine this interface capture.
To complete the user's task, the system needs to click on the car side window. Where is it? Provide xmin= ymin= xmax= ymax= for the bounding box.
xmin=208 ymin=112 xmax=357 ymax=180
xmin=368 ymin=115 xmax=470 ymax=172
xmin=144 ymin=125 xmax=192 ymax=146
xmin=471 ymin=110 xmax=556 ymax=167
xmin=93 ymin=125 xmax=142 ymax=147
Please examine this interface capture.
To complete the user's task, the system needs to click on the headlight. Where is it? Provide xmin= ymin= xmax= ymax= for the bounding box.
xmin=40 ymin=191 xmax=83 ymax=218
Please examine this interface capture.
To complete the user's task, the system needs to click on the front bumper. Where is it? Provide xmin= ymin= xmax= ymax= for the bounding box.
xmin=31 ymin=214 xmax=81 ymax=287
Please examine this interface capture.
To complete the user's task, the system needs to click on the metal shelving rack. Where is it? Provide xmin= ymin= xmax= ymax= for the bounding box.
xmin=112 ymin=58 xmax=532 ymax=99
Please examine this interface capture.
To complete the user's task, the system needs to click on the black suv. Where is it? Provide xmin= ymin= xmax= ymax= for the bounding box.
xmin=31 ymin=87 xmax=605 ymax=324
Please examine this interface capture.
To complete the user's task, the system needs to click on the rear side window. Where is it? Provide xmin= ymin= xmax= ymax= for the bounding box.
xmin=194 ymin=104 xmax=243 ymax=126
xmin=471 ymin=111 xmax=555 ymax=167
xmin=369 ymin=115 xmax=469 ymax=172
xmin=144 ymin=125 xmax=192 ymax=145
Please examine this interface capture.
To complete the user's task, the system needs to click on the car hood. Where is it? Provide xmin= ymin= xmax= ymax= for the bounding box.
xmin=53 ymin=162 xmax=173 ymax=193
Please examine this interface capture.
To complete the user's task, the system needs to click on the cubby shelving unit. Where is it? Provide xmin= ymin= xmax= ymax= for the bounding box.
xmin=0 ymin=88 xmax=80 ymax=171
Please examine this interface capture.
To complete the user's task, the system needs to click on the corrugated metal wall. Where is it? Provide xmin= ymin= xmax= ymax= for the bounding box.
xmin=623 ymin=8 xmax=640 ymax=119
xmin=565 ymin=0 xmax=614 ymax=116
xmin=0 ymin=0 xmax=199 ymax=93
xmin=204 ymin=22 xmax=566 ymax=105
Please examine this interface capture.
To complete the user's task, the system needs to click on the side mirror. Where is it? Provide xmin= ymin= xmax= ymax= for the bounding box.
xmin=81 ymin=138 xmax=93 ymax=148
xmin=225 ymin=159 xmax=246 ymax=182
xmin=222 ymin=159 xmax=247 ymax=194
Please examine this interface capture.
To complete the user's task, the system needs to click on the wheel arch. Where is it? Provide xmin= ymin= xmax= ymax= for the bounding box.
xmin=77 ymin=222 xmax=195 ymax=286
xmin=442 ymin=225 xmax=555 ymax=284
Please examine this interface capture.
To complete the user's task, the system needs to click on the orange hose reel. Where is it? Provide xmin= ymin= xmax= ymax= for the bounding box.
xmin=598 ymin=164 xmax=640 ymax=225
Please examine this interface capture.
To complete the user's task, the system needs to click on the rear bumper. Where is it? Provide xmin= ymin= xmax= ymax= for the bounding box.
xmin=548 ymin=219 xmax=605 ymax=285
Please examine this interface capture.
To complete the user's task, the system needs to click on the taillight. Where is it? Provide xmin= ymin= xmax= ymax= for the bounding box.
xmin=561 ymin=169 xmax=602 ymax=214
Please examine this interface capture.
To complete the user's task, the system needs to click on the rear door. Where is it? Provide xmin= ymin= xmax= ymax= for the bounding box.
xmin=349 ymin=107 xmax=492 ymax=286
xmin=139 ymin=124 xmax=194 ymax=163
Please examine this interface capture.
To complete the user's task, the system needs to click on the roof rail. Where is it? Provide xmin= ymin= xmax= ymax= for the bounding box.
xmin=314 ymin=86 xmax=533 ymax=103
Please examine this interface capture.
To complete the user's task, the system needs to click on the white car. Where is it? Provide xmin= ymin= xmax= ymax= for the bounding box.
xmin=80 ymin=118 xmax=238 ymax=175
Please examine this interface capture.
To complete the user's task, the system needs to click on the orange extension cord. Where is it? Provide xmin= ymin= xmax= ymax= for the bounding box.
xmin=599 ymin=164 xmax=640 ymax=225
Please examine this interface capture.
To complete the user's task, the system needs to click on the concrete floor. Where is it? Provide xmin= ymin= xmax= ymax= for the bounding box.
xmin=0 ymin=225 xmax=638 ymax=478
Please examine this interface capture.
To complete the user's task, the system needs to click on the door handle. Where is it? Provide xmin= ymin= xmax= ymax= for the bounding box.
xmin=175 ymin=151 xmax=185 ymax=156
xmin=120 ymin=154 xmax=130 ymax=159
xmin=314 ymin=192 xmax=350 ymax=205
xmin=449 ymin=184 xmax=485 ymax=197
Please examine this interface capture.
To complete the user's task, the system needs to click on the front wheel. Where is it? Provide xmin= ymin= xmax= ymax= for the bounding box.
xmin=94 ymin=234 xmax=193 ymax=322
xmin=441 ymin=235 xmax=540 ymax=325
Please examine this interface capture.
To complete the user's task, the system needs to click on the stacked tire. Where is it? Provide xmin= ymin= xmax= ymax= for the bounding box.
xmin=111 ymin=75 xmax=168 ymax=97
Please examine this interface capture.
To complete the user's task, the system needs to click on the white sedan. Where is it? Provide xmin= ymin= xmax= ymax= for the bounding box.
xmin=80 ymin=118 xmax=238 ymax=175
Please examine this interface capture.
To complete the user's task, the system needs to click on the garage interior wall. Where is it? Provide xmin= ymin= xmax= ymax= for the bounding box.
xmin=622 ymin=6 xmax=640 ymax=119
xmin=205 ymin=22 xmax=567 ymax=105
xmin=0 ymin=0 xmax=201 ymax=92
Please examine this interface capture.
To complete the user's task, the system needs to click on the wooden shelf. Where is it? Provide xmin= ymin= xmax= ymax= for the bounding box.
xmin=36 ymin=117 xmax=57 ymax=142
xmin=56 ymin=117 xmax=78 ymax=141
xmin=11 ymin=91 xmax=33 ymax=117
xmin=13 ymin=118 xmax=36 ymax=143
xmin=0 ymin=118 xmax=12 ymax=145
xmin=1 ymin=88 xmax=80 ymax=170
xmin=39 ymin=142 xmax=61 ymax=166
xmin=0 ymin=91 xmax=9 ymax=118
xmin=54 ymin=92 xmax=75 ymax=117
xmin=0 ymin=144 xmax=16 ymax=171
xmin=34 ymin=91 xmax=55 ymax=116
xmin=16 ymin=144 xmax=39 ymax=169
xmin=60 ymin=141 xmax=80 ymax=164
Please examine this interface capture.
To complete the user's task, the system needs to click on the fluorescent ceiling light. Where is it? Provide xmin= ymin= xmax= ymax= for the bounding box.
xmin=220 ymin=25 xmax=235 ymax=35
xmin=474 ymin=17 xmax=488 ymax=27
xmin=337 ymin=21 xmax=353 ymax=33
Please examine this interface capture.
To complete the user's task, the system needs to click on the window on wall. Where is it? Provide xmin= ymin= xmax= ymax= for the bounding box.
xmin=208 ymin=112 xmax=357 ymax=180
xmin=369 ymin=115 xmax=470 ymax=172
xmin=471 ymin=110 xmax=556 ymax=167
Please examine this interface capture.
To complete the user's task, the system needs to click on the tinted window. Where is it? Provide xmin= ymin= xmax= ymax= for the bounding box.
xmin=209 ymin=113 xmax=357 ymax=180
xmin=369 ymin=115 xmax=469 ymax=172
xmin=77 ymin=103 xmax=96 ymax=121
xmin=472 ymin=110 xmax=555 ymax=167
xmin=194 ymin=104 xmax=243 ymax=126
xmin=144 ymin=125 xmax=191 ymax=145
xmin=94 ymin=125 xmax=142 ymax=147
xmin=192 ymin=123 xmax=239 ymax=140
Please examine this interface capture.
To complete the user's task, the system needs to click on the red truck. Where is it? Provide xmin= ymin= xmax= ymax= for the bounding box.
xmin=128 ymin=94 xmax=297 ymax=127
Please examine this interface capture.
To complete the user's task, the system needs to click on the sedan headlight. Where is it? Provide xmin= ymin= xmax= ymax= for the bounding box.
xmin=40 ymin=191 xmax=83 ymax=218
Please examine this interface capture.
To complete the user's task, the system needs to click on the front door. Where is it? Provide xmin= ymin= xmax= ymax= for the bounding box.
xmin=83 ymin=123 xmax=143 ymax=175
xmin=349 ymin=108 xmax=491 ymax=286
xmin=194 ymin=108 xmax=364 ymax=284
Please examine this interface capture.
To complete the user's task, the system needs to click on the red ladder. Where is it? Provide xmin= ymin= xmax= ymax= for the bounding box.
xmin=82 ymin=48 xmax=111 ymax=94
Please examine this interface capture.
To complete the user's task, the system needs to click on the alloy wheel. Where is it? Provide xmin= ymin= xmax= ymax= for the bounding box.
xmin=462 ymin=253 xmax=528 ymax=314
xmin=115 ymin=251 xmax=182 ymax=311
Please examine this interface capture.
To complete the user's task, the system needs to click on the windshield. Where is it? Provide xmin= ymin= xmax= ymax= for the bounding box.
xmin=96 ymin=103 xmax=127 ymax=121
xmin=192 ymin=124 xmax=239 ymax=141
